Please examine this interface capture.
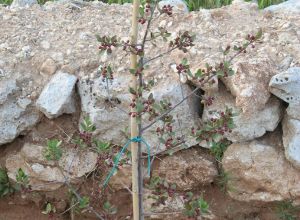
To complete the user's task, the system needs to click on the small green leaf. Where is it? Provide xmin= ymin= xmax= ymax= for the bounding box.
xmin=186 ymin=69 xmax=193 ymax=78
xmin=129 ymin=69 xmax=136 ymax=74
xmin=95 ymin=34 xmax=102 ymax=42
xmin=103 ymin=201 xmax=111 ymax=210
xmin=195 ymin=69 xmax=203 ymax=78
xmin=139 ymin=6 xmax=144 ymax=16
xmin=170 ymin=184 xmax=177 ymax=190
xmin=78 ymin=196 xmax=89 ymax=209
xmin=129 ymin=87 xmax=136 ymax=95
xmin=136 ymin=101 xmax=144 ymax=113
xmin=44 ymin=139 xmax=63 ymax=161
xmin=182 ymin=58 xmax=188 ymax=65
xmin=255 ymin=28 xmax=263 ymax=40
xmin=158 ymin=137 xmax=165 ymax=144
xmin=233 ymin=45 xmax=239 ymax=51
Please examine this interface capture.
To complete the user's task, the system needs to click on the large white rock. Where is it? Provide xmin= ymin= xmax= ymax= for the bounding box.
xmin=78 ymin=73 xmax=199 ymax=155
xmin=222 ymin=56 xmax=277 ymax=113
xmin=5 ymin=143 xmax=98 ymax=191
xmin=36 ymin=72 xmax=77 ymax=119
xmin=0 ymin=79 xmax=40 ymax=145
xmin=265 ymin=0 xmax=300 ymax=14
xmin=222 ymin=132 xmax=300 ymax=203
xmin=152 ymin=148 xmax=218 ymax=190
xmin=269 ymin=67 xmax=300 ymax=120
xmin=202 ymin=84 xmax=282 ymax=143
xmin=282 ymin=115 xmax=300 ymax=169
xmin=10 ymin=0 xmax=37 ymax=8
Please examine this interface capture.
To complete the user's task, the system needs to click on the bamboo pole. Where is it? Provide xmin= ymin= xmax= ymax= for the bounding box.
xmin=130 ymin=0 xmax=140 ymax=219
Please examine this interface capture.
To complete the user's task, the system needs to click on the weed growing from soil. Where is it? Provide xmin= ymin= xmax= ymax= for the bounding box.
xmin=275 ymin=201 xmax=300 ymax=220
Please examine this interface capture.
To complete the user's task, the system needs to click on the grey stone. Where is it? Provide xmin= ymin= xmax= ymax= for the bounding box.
xmin=202 ymin=84 xmax=282 ymax=143
xmin=36 ymin=72 xmax=77 ymax=119
xmin=222 ymin=132 xmax=300 ymax=203
xmin=265 ymin=0 xmax=300 ymax=14
xmin=282 ymin=115 xmax=300 ymax=169
xmin=78 ymin=73 xmax=199 ymax=155
xmin=10 ymin=0 xmax=37 ymax=8
xmin=152 ymin=148 xmax=218 ymax=190
xmin=0 ymin=79 xmax=40 ymax=145
xmin=6 ymin=143 xmax=98 ymax=191
xmin=269 ymin=67 xmax=300 ymax=120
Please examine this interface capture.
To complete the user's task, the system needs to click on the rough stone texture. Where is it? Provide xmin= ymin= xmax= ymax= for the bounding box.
xmin=222 ymin=131 xmax=300 ymax=203
xmin=222 ymin=55 xmax=277 ymax=113
xmin=0 ymin=0 xmax=299 ymax=147
xmin=269 ymin=67 xmax=300 ymax=120
xmin=0 ymin=0 xmax=299 ymax=217
xmin=5 ymin=143 xmax=98 ymax=191
xmin=78 ymin=74 xmax=199 ymax=155
xmin=152 ymin=148 xmax=218 ymax=190
xmin=144 ymin=188 xmax=215 ymax=219
xmin=0 ymin=79 xmax=40 ymax=145
xmin=109 ymin=165 xmax=132 ymax=191
xmin=40 ymin=58 xmax=57 ymax=76
xmin=265 ymin=0 xmax=300 ymax=14
xmin=10 ymin=0 xmax=37 ymax=8
xmin=202 ymin=84 xmax=282 ymax=142
xmin=282 ymin=115 xmax=300 ymax=169
xmin=144 ymin=189 xmax=185 ymax=219
xmin=36 ymin=72 xmax=77 ymax=119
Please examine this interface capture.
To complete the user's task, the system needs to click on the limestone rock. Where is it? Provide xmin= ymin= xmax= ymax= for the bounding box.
xmin=5 ymin=143 xmax=98 ymax=191
xmin=78 ymin=73 xmax=199 ymax=155
xmin=10 ymin=0 xmax=37 ymax=8
xmin=222 ymin=133 xmax=300 ymax=203
xmin=0 ymin=79 xmax=40 ymax=145
xmin=269 ymin=67 xmax=300 ymax=120
xmin=282 ymin=115 xmax=300 ymax=169
xmin=109 ymin=165 xmax=132 ymax=191
xmin=0 ymin=0 xmax=299 ymax=153
xmin=202 ymin=84 xmax=282 ymax=143
xmin=144 ymin=188 xmax=215 ymax=219
xmin=265 ymin=0 xmax=300 ymax=14
xmin=36 ymin=72 xmax=77 ymax=119
xmin=222 ymin=56 xmax=277 ymax=113
xmin=152 ymin=148 xmax=218 ymax=190
xmin=40 ymin=58 xmax=57 ymax=76
xmin=144 ymin=190 xmax=184 ymax=219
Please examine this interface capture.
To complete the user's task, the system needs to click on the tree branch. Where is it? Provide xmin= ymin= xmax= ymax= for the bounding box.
xmin=141 ymin=74 xmax=215 ymax=132
xmin=143 ymin=47 xmax=178 ymax=65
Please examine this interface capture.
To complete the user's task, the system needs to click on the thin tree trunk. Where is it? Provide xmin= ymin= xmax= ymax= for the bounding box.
xmin=130 ymin=0 xmax=140 ymax=219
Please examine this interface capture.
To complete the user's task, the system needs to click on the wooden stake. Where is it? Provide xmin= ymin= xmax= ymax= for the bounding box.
xmin=130 ymin=0 xmax=140 ymax=219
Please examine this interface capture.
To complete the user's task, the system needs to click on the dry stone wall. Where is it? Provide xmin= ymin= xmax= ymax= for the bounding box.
xmin=0 ymin=0 xmax=300 ymax=208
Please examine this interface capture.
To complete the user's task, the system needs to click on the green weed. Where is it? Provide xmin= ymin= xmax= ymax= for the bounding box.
xmin=0 ymin=168 xmax=14 ymax=197
xmin=275 ymin=201 xmax=299 ymax=220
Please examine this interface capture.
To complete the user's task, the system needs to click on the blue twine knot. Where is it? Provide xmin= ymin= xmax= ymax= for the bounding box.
xmin=103 ymin=136 xmax=151 ymax=187
xmin=131 ymin=136 xmax=142 ymax=142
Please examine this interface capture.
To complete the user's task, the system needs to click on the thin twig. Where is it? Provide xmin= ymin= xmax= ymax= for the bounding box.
xmin=59 ymin=201 xmax=79 ymax=216
xmin=54 ymin=123 xmax=73 ymax=143
xmin=143 ymin=47 xmax=178 ymax=65
xmin=142 ymin=39 xmax=256 ymax=132
xmin=57 ymin=164 xmax=106 ymax=220
xmin=141 ymin=75 xmax=213 ymax=132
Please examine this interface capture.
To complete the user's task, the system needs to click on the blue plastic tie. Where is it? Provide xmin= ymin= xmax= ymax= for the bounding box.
xmin=103 ymin=136 xmax=151 ymax=187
